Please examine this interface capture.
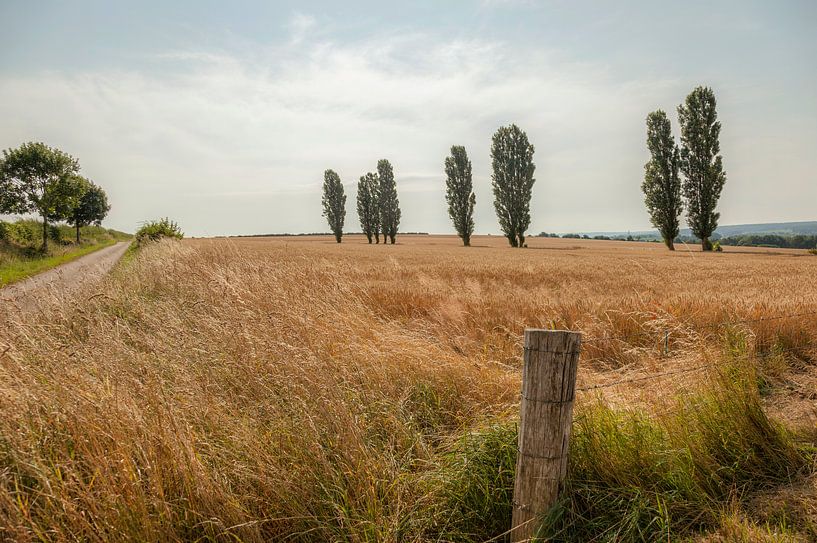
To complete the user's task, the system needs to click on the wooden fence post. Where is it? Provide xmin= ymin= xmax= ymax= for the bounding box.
xmin=511 ymin=329 xmax=581 ymax=542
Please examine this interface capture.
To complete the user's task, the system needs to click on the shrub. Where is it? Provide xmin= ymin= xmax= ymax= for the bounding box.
xmin=808 ymin=248 xmax=817 ymax=255
xmin=712 ymin=240 xmax=723 ymax=252
xmin=135 ymin=218 xmax=184 ymax=246
xmin=0 ymin=220 xmax=37 ymax=245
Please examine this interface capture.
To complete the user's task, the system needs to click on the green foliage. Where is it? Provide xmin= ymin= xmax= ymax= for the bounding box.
xmin=69 ymin=178 xmax=110 ymax=242
xmin=135 ymin=218 xmax=184 ymax=246
xmin=491 ymin=124 xmax=536 ymax=248
xmin=0 ymin=220 xmax=37 ymax=246
xmin=377 ymin=159 xmax=401 ymax=244
xmin=0 ymin=240 xmax=117 ymax=286
xmin=444 ymin=145 xmax=476 ymax=247
xmin=642 ymin=110 xmax=683 ymax=250
xmin=356 ymin=172 xmax=380 ymax=244
xmin=712 ymin=240 xmax=723 ymax=252
xmin=679 ymin=87 xmax=726 ymax=251
xmin=0 ymin=141 xmax=80 ymax=250
xmin=718 ymin=234 xmax=817 ymax=249
xmin=321 ymin=169 xmax=347 ymax=243
xmin=0 ymin=218 xmax=130 ymax=285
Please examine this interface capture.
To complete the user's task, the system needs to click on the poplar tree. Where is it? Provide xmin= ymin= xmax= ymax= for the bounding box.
xmin=377 ymin=159 xmax=400 ymax=244
xmin=444 ymin=145 xmax=475 ymax=246
xmin=356 ymin=172 xmax=380 ymax=244
xmin=491 ymin=124 xmax=535 ymax=247
xmin=321 ymin=169 xmax=346 ymax=243
xmin=642 ymin=110 xmax=683 ymax=250
xmin=678 ymin=86 xmax=726 ymax=251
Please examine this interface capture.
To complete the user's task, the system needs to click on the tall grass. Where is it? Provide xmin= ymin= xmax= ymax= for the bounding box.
xmin=0 ymin=236 xmax=814 ymax=541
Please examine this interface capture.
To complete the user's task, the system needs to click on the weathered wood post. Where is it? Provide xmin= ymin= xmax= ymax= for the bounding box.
xmin=511 ymin=329 xmax=581 ymax=542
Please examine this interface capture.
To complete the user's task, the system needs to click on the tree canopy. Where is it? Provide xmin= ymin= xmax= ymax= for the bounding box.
xmin=0 ymin=142 xmax=81 ymax=250
xmin=444 ymin=145 xmax=475 ymax=247
xmin=678 ymin=86 xmax=726 ymax=251
xmin=377 ymin=159 xmax=400 ymax=244
xmin=356 ymin=172 xmax=380 ymax=244
xmin=491 ymin=124 xmax=536 ymax=248
xmin=642 ymin=110 xmax=683 ymax=250
xmin=69 ymin=178 xmax=110 ymax=243
xmin=321 ymin=169 xmax=346 ymax=243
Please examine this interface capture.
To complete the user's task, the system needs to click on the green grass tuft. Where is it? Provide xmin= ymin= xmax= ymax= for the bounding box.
xmin=417 ymin=363 xmax=810 ymax=543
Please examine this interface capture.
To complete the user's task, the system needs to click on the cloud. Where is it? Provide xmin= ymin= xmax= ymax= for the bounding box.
xmin=286 ymin=12 xmax=317 ymax=45
xmin=2 ymin=30 xmax=800 ymax=237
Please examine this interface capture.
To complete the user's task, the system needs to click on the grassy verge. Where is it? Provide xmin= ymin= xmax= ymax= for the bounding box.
xmin=0 ymin=239 xmax=117 ymax=286
xmin=0 ymin=218 xmax=131 ymax=287
xmin=425 ymin=357 xmax=814 ymax=542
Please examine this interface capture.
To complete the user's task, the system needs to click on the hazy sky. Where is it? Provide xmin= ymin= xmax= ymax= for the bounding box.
xmin=1 ymin=0 xmax=815 ymax=236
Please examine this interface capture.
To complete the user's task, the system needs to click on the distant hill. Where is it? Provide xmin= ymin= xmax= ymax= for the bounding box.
xmin=577 ymin=221 xmax=817 ymax=240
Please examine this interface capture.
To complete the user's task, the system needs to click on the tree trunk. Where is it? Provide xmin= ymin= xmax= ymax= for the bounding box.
xmin=665 ymin=238 xmax=675 ymax=251
xmin=702 ymin=237 xmax=710 ymax=251
xmin=463 ymin=236 xmax=470 ymax=247
xmin=76 ymin=224 xmax=81 ymax=244
xmin=335 ymin=231 xmax=341 ymax=243
xmin=42 ymin=217 xmax=48 ymax=251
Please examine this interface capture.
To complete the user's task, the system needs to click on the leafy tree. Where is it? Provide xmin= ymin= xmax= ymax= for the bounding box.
xmin=377 ymin=159 xmax=401 ymax=244
xmin=356 ymin=172 xmax=380 ymax=244
xmin=491 ymin=124 xmax=536 ymax=247
xmin=0 ymin=166 xmax=24 ymax=214
xmin=678 ymin=86 xmax=726 ymax=251
xmin=642 ymin=110 xmax=683 ymax=250
xmin=69 ymin=177 xmax=110 ymax=243
xmin=445 ymin=145 xmax=476 ymax=246
xmin=0 ymin=142 xmax=80 ymax=250
xmin=321 ymin=169 xmax=346 ymax=243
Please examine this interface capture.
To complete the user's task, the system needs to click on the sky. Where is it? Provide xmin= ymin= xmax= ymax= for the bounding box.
xmin=0 ymin=0 xmax=815 ymax=237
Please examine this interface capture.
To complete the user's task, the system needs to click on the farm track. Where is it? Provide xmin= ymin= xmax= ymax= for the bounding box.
xmin=0 ymin=241 xmax=130 ymax=315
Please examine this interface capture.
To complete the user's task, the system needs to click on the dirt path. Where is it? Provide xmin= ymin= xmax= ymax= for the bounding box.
xmin=0 ymin=241 xmax=130 ymax=313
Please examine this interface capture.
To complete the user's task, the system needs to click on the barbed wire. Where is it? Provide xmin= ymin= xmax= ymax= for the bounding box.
xmin=575 ymin=363 xmax=710 ymax=392
xmin=538 ymin=310 xmax=817 ymax=392
xmin=579 ymin=309 xmax=817 ymax=346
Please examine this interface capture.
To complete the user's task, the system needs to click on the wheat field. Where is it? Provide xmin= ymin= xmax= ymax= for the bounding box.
xmin=1 ymin=235 xmax=815 ymax=541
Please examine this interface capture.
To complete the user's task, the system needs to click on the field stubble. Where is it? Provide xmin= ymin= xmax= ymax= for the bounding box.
xmin=0 ymin=235 xmax=815 ymax=541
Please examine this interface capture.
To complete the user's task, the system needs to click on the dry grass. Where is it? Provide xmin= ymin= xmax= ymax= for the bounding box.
xmin=0 ymin=234 xmax=815 ymax=541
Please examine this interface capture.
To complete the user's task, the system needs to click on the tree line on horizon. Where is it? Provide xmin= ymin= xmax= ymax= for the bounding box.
xmin=323 ymin=86 xmax=728 ymax=251
xmin=0 ymin=142 xmax=110 ymax=249
xmin=322 ymin=123 xmax=536 ymax=247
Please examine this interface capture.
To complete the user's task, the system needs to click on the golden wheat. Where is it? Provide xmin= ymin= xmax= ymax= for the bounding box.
xmin=0 ymin=235 xmax=814 ymax=541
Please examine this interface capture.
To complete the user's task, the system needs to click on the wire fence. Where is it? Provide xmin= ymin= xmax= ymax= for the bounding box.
xmin=580 ymin=309 xmax=817 ymax=346
xmin=571 ymin=309 xmax=817 ymax=392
